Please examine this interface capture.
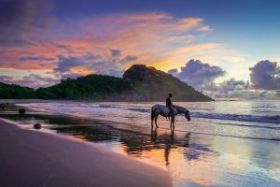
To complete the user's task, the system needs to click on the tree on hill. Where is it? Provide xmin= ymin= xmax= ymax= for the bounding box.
xmin=0 ymin=83 xmax=36 ymax=99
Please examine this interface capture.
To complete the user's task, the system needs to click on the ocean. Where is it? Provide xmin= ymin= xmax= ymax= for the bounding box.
xmin=1 ymin=100 xmax=280 ymax=186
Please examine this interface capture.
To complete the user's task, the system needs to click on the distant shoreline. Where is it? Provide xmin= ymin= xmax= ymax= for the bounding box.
xmin=0 ymin=98 xmax=215 ymax=103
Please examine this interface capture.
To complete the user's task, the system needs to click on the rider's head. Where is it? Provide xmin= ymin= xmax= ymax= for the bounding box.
xmin=169 ymin=93 xmax=172 ymax=98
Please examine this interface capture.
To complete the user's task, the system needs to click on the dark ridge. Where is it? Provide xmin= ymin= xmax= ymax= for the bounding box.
xmin=0 ymin=64 xmax=213 ymax=101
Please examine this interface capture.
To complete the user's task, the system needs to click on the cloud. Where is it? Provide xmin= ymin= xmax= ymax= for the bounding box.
xmin=0 ymin=0 xmax=54 ymax=47
xmin=55 ymin=49 xmax=138 ymax=79
xmin=0 ymin=42 xmax=60 ymax=71
xmin=110 ymin=49 xmax=121 ymax=58
xmin=155 ymin=43 xmax=248 ymax=75
xmin=202 ymin=79 xmax=253 ymax=99
xmin=0 ymin=75 xmax=15 ymax=85
xmin=169 ymin=59 xmax=225 ymax=87
xmin=55 ymin=55 xmax=89 ymax=73
xmin=0 ymin=74 xmax=58 ymax=88
xmin=69 ymin=13 xmax=208 ymax=40
xmin=20 ymin=74 xmax=59 ymax=88
xmin=168 ymin=59 xmax=280 ymax=99
xmin=0 ymin=11 xmax=214 ymax=74
xmin=249 ymin=60 xmax=280 ymax=90
xmin=120 ymin=55 xmax=138 ymax=64
xmin=18 ymin=55 xmax=55 ymax=62
xmin=167 ymin=59 xmax=273 ymax=99
xmin=167 ymin=60 xmax=258 ymax=99
xmin=0 ymin=10 xmax=247 ymax=89
xmin=110 ymin=49 xmax=137 ymax=64
xmin=55 ymin=12 xmax=212 ymax=64
xmin=55 ymin=54 xmax=108 ymax=79
xmin=219 ymin=79 xmax=250 ymax=91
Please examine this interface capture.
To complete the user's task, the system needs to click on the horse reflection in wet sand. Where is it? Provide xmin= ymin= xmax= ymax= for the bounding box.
xmin=151 ymin=104 xmax=191 ymax=129
xmin=151 ymin=128 xmax=192 ymax=166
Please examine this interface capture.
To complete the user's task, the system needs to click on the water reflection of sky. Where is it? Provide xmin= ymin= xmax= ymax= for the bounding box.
xmin=0 ymin=111 xmax=280 ymax=186
xmin=18 ymin=101 xmax=280 ymax=141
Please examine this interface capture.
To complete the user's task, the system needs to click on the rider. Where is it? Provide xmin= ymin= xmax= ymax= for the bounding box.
xmin=166 ymin=93 xmax=174 ymax=117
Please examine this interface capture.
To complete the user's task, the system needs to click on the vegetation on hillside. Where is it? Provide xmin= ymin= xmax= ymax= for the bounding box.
xmin=36 ymin=75 xmax=134 ymax=99
xmin=0 ymin=65 xmax=213 ymax=101
xmin=0 ymin=83 xmax=36 ymax=99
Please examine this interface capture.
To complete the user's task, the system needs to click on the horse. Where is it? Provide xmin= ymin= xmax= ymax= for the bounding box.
xmin=151 ymin=104 xmax=191 ymax=129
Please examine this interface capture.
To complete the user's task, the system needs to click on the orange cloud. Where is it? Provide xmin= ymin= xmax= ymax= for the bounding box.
xmin=70 ymin=66 xmax=94 ymax=76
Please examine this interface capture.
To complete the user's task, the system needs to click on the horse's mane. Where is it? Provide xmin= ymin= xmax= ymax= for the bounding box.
xmin=173 ymin=105 xmax=186 ymax=112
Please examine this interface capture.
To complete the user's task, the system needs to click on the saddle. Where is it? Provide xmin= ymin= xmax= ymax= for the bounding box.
xmin=165 ymin=106 xmax=173 ymax=120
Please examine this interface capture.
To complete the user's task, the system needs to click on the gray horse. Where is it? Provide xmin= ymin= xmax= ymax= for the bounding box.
xmin=151 ymin=104 xmax=191 ymax=129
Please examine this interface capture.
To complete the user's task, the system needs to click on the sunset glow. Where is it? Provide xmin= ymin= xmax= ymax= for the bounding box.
xmin=1 ymin=0 xmax=280 ymax=98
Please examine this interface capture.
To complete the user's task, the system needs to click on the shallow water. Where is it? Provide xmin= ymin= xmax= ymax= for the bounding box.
xmin=1 ymin=100 xmax=280 ymax=186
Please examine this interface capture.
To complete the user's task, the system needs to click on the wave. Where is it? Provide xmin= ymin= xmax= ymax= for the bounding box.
xmin=19 ymin=103 xmax=280 ymax=124
xmin=97 ymin=104 xmax=280 ymax=124
xmin=191 ymin=112 xmax=280 ymax=124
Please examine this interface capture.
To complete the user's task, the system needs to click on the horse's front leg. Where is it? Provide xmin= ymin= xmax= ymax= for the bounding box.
xmin=171 ymin=116 xmax=175 ymax=129
xmin=170 ymin=116 xmax=173 ymax=129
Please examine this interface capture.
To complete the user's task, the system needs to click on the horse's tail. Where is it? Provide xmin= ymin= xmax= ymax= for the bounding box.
xmin=151 ymin=108 xmax=155 ymax=121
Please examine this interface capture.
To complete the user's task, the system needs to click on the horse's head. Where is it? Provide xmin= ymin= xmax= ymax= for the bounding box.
xmin=185 ymin=110 xmax=191 ymax=121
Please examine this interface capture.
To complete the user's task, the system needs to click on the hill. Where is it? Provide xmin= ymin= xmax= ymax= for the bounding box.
xmin=0 ymin=65 xmax=213 ymax=101
xmin=0 ymin=82 xmax=36 ymax=99
xmin=122 ymin=64 xmax=213 ymax=101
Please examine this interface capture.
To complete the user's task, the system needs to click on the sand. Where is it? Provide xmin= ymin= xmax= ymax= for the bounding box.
xmin=0 ymin=118 xmax=171 ymax=187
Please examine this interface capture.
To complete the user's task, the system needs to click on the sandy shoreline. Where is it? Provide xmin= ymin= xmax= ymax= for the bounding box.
xmin=0 ymin=118 xmax=171 ymax=187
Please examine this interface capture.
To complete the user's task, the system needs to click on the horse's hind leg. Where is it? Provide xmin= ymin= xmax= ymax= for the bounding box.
xmin=151 ymin=110 xmax=155 ymax=129
xmin=155 ymin=115 xmax=159 ymax=128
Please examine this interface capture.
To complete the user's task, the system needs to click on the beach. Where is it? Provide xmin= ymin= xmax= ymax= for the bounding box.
xmin=1 ymin=0 xmax=280 ymax=186
xmin=0 ymin=100 xmax=280 ymax=186
xmin=0 ymin=118 xmax=171 ymax=187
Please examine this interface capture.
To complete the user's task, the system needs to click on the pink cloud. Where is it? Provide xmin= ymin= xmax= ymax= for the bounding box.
xmin=0 ymin=12 xmax=214 ymax=87
xmin=0 ymin=74 xmax=59 ymax=88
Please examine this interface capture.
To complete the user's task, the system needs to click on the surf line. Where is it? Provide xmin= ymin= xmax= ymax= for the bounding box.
xmin=157 ymin=127 xmax=280 ymax=142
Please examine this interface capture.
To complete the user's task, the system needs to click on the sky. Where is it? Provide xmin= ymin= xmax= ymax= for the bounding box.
xmin=0 ymin=0 xmax=280 ymax=99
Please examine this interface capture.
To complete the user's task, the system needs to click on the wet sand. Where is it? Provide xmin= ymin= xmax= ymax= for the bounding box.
xmin=0 ymin=118 xmax=171 ymax=187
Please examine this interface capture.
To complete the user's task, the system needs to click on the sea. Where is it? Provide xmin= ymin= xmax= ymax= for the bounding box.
xmin=1 ymin=100 xmax=280 ymax=186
